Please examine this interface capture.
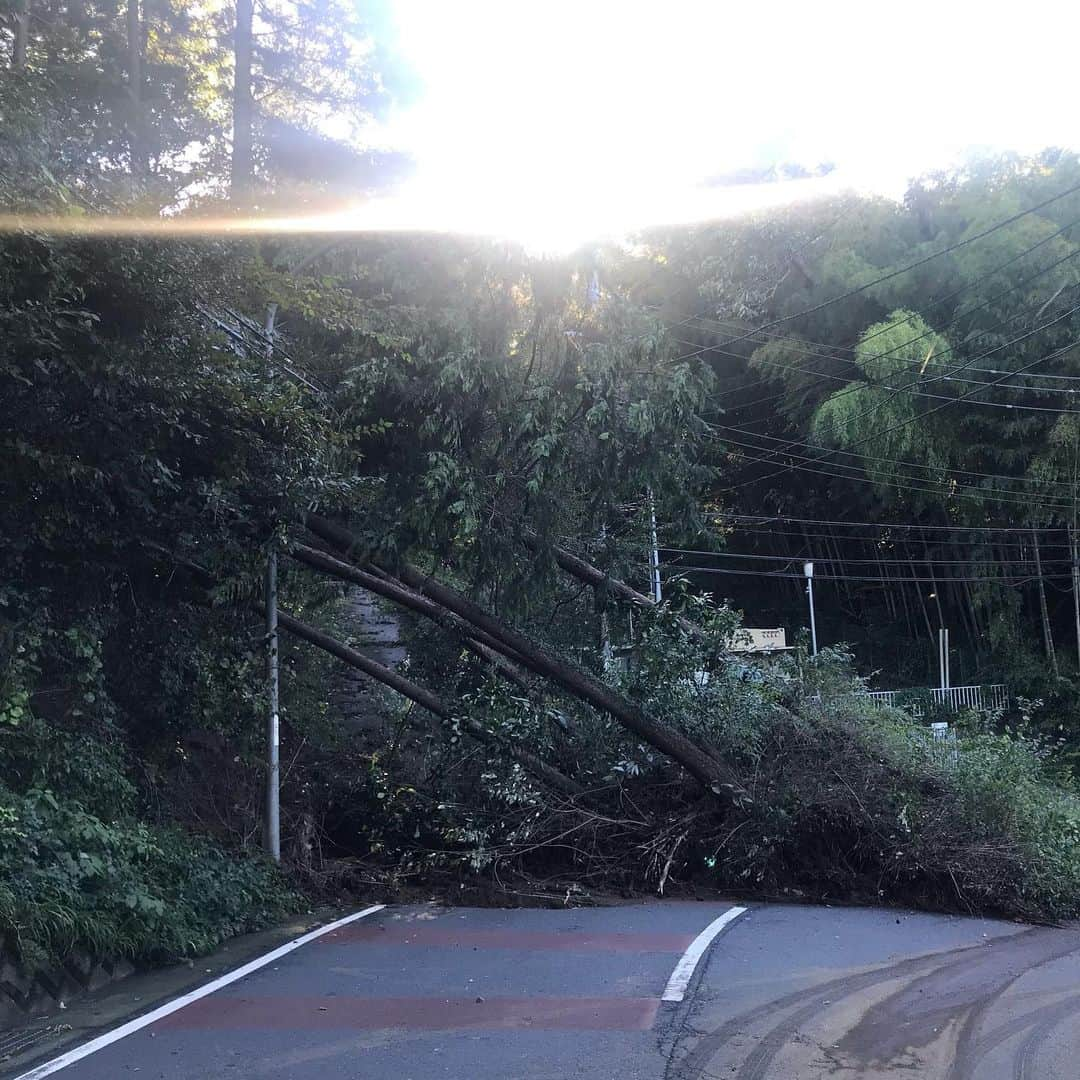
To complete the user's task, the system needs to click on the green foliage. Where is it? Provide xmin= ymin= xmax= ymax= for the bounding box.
xmin=0 ymin=615 xmax=299 ymax=969
xmin=0 ymin=785 xmax=297 ymax=966
xmin=4 ymin=33 xmax=1080 ymax=939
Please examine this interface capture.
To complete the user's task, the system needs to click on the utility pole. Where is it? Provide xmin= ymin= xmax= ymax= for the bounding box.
xmin=804 ymin=561 xmax=818 ymax=656
xmin=1072 ymin=523 xmax=1080 ymax=671
xmin=263 ymin=303 xmax=280 ymax=862
xmin=938 ymin=626 xmax=950 ymax=690
xmin=647 ymin=490 xmax=662 ymax=603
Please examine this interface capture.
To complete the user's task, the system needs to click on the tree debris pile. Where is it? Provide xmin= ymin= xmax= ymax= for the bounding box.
xmin=301 ymin=571 xmax=1080 ymax=923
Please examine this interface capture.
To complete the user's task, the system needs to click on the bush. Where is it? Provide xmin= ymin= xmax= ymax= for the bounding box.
xmin=709 ymin=690 xmax=1080 ymax=920
xmin=0 ymin=616 xmax=300 ymax=971
xmin=0 ymin=785 xmax=298 ymax=969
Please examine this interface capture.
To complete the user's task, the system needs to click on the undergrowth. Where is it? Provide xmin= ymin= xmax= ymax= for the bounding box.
xmin=0 ymin=787 xmax=298 ymax=969
xmin=368 ymin=602 xmax=1080 ymax=922
xmin=0 ymin=610 xmax=299 ymax=972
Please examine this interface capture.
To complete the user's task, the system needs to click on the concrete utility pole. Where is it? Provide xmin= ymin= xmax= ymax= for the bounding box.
xmin=264 ymin=549 xmax=280 ymax=860
xmin=937 ymin=626 xmax=950 ymax=690
xmin=804 ymin=561 xmax=818 ymax=656
xmin=647 ymin=490 xmax=662 ymax=604
xmin=1071 ymin=524 xmax=1080 ymax=670
xmin=263 ymin=303 xmax=280 ymax=862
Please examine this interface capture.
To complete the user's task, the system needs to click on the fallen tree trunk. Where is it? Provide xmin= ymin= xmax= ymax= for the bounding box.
xmin=274 ymin=607 xmax=584 ymax=799
xmin=304 ymin=515 xmax=746 ymax=802
xmin=142 ymin=542 xmax=568 ymax=793
xmin=291 ymin=542 xmax=534 ymax=690
xmin=523 ymin=532 xmax=706 ymax=641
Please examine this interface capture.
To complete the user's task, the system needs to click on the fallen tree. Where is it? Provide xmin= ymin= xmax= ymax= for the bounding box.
xmin=273 ymin=607 xmax=585 ymax=799
xmin=138 ymin=544 xmax=578 ymax=799
xmin=302 ymin=514 xmax=748 ymax=802
xmin=291 ymin=542 xmax=536 ymax=694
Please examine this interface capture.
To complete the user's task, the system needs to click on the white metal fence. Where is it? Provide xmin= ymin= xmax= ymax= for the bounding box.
xmin=865 ymin=683 xmax=1008 ymax=716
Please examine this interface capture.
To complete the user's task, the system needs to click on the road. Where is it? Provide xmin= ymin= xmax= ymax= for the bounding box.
xmin=9 ymin=901 xmax=1080 ymax=1080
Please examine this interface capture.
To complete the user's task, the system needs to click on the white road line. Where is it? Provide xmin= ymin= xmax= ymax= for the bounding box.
xmin=12 ymin=904 xmax=386 ymax=1080
xmin=661 ymin=906 xmax=747 ymax=1003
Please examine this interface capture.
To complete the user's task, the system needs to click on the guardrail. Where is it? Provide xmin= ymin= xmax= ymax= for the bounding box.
xmin=865 ymin=684 xmax=1008 ymax=716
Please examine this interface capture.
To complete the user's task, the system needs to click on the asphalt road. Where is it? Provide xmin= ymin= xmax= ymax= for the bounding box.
xmin=10 ymin=901 xmax=1080 ymax=1079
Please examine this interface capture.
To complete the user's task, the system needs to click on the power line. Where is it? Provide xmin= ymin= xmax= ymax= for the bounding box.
xmin=707 ymin=424 xmax=1080 ymax=493
xmin=670 ymin=259 xmax=1080 ymax=400
xmin=704 ymin=520 xmax=1075 ymax=550
xmin=837 ymin=330 xmax=1080 ymax=449
xmin=717 ymin=431 xmax=1077 ymax=511
xmin=675 ymin=333 xmax=1080 ymax=412
xmin=663 ymin=246 xmax=1080 ymax=467
xmin=728 ymin=294 xmax=1080 ymax=457
xmin=665 ymin=214 xmax=1080 ymax=371
xmin=664 ymin=563 xmax=1071 ymax=586
xmin=661 ymin=211 xmax=1080 ymax=453
xmin=714 ymin=512 xmax=1073 ymax=534
xmin=725 ymin=322 xmax=1080 ymax=493
xmin=660 ymin=547 xmax=1071 ymax=567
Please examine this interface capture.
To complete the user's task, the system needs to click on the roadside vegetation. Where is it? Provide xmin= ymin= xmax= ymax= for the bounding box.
xmin=2 ymin=3 xmax=1080 ymax=977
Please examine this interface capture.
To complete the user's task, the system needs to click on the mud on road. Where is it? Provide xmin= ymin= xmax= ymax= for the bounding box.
xmin=671 ymin=907 xmax=1080 ymax=1080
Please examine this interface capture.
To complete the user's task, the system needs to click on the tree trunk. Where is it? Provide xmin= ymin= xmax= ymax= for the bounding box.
xmin=12 ymin=0 xmax=29 ymax=68
xmin=891 ymin=549 xmax=915 ymax=641
xmin=274 ymin=607 xmax=584 ymax=799
xmin=909 ymin=556 xmax=934 ymax=680
xmin=874 ymin=543 xmax=896 ymax=621
xmin=1032 ymin=526 xmax=1059 ymax=676
xmin=962 ymin=577 xmax=984 ymax=660
xmin=304 ymin=516 xmax=747 ymax=802
xmin=126 ymin=0 xmax=146 ymax=177
xmin=231 ymin=0 xmax=254 ymax=204
xmin=291 ymin=542 xmax=532 ymax=677
xmin=521 ymin=531 xmax=705 ymax=640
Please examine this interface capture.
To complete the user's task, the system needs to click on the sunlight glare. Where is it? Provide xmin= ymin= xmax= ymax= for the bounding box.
xmin=373 ymin=0 xmax=1080 ymax=250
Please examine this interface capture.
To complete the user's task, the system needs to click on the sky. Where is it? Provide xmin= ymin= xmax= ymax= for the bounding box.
xmin=350 ymin=0 xmax=1080 ymax=250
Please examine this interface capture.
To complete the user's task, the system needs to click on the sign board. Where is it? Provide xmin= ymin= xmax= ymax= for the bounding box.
xmin=730 ymin=628 xmax=790 ymax=653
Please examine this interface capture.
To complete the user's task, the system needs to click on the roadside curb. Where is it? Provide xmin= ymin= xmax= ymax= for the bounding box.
xmin=1 ymin=953 xmax=136 ymax=1032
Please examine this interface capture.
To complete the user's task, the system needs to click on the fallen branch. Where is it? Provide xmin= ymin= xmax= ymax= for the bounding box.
xmin=523 ymin=532 xmax=706 ymax=641
xmin=291 ymin=542 xmax=534 ymax=688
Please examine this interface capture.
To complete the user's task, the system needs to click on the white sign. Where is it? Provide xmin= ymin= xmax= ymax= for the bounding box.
xmin=730 ymin=628 xmax=789 ymax=653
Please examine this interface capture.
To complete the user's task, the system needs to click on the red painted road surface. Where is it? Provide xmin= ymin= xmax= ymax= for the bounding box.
xmin=13 ymin=902 xmax=735 ymax=1080
xmin=158 ymin=994 xmax=661 ymax=1031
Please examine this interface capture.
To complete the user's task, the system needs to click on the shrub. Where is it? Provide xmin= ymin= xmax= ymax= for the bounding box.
xmin=0 ymin=785 xmax=298 ymax=969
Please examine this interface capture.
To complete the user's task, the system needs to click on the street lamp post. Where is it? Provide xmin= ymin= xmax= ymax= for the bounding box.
xmin=804 ymin=561 xmax=818 ymax=657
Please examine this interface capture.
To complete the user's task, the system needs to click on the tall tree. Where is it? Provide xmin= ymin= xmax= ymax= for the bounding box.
xmin=231 ymin=0 xmax=254 ymax=203
xmin=11 ymin=0 xmax=29 ymax=68
xmin=126 ymin=0 xmax=146 ymax=177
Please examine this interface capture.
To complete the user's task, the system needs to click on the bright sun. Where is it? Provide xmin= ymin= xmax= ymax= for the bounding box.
xmin=356 ymin=0 xmax=1080 ymax=251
